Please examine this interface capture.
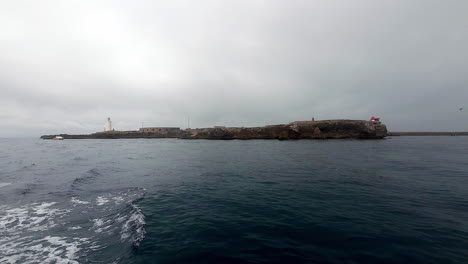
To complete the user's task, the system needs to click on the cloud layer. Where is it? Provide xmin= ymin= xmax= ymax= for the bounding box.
xmin=1 ymin=0 xmax=467 ymax=136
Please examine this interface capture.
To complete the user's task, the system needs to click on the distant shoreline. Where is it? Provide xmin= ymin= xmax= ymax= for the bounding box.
xmin=388 ymin=132 xmax=468 ymax=136
xmin=40 ymin=120 xmax=388 ymax=140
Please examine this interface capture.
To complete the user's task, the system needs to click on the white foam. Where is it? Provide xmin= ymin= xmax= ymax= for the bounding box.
xmin=120 ymin=205 xmax=146 ymax=247
xmin=112 ymin=196 xmax=124 ymax=204
xmin=0 ymin=201 xmax=100 ymax=263
xmin=92 ymin=218 xmax=112 ymax=233
xmin=93 ymin=218 xmax=105 ymax=227
xmin=71 ymin=197 xmax=89 ymax=205
xmin=96 ymin=196 xmax=109 ymax=206
xmin=116 ymin=214 xmax=127 ymax=223
xmin=34 ymin=202 xmax=58 ymax=215
xmin=0 ymin=182 xmax=11 ymax=188
xmin=0 ymin=235 xmax=85 ymax=264
xmin=0 ymin=202 xmax=68 ymax=233
xmin=0 ymin=188 xmax=148 ymax=262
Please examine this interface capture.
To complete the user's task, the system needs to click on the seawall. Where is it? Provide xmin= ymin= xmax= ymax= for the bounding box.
xmin=388 ymin=132 xmax=468 ymax=136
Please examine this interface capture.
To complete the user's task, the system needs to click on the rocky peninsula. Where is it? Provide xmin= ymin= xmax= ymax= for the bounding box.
xmin=40 ymin=120 xmax=388 ymax=140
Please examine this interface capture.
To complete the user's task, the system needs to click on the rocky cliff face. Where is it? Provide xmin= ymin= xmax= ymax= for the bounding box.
xmin=288 ymin=120 xmax=387 ymax=139
xmin=179 ymin=120 xmax=387 ymax=140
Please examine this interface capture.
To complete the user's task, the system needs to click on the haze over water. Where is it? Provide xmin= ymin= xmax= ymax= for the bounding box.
xmin=0 ymin=137 xmax=467 ymax=263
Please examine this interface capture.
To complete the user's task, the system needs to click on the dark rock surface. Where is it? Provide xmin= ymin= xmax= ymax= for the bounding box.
xmin=41 ymin=120 xmax=387 ymax=140
xmin=179 ymin=120 xmax=387 ymax=140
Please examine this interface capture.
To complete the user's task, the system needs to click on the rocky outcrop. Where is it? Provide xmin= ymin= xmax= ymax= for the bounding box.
xmin=287 ymin=120 xmax=387 ymax=139
xmin=179 ymin=120 xmax=387 ymax=140
xmin=41 ymin=120 xmax=387 ymax=140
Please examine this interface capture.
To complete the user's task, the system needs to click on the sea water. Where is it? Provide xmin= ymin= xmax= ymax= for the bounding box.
xmin=0 ymin=137 xmax=466 ymax=263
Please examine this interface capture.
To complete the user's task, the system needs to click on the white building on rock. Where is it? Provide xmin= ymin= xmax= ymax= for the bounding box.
xmin=105 ymin=117 xmax=112 ymax=131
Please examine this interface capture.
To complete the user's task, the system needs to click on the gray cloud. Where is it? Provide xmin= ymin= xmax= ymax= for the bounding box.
xmin=1 ymin=0 xmax=467 ymax=137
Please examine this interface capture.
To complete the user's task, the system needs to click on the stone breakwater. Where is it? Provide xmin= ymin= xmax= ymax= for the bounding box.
xmin=40 ymin=120 xmax=387 ymax=140
xmin=388 ymin=132 xmax=468 ymax=136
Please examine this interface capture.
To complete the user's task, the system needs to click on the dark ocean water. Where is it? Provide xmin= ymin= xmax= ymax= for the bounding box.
xmin=0 ymin=137 xmax=467 ymax=263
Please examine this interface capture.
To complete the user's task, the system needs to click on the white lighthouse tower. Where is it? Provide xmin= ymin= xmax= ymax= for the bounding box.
xmin=105 ymin=117 xmax=112 ymax=131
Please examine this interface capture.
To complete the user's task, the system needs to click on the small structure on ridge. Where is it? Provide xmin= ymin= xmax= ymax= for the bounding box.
xmin=104 ymin=117 xmax=112 ymax=131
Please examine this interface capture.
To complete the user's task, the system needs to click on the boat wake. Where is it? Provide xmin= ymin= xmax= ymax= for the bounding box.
xmin=0 ymin=188 xmax=147 ymax=263
xmin=121 ymin=204 xmax=146 ymax=248
xmin=70 ymin=168 xmax=102 ymax=190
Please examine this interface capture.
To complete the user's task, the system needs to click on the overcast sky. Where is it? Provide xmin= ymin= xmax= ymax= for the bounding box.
xmin=1 ymin=0 xmax=467 ymax=136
